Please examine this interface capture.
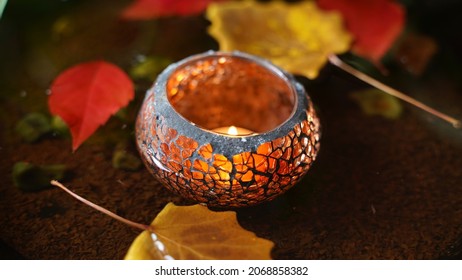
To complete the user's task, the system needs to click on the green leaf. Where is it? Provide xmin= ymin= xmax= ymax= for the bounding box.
xmin=15 ymin=113 xmax=52 ymax=143
xmin=350 ymin=88 xmax=403 ymax=120
xmin=13 ymin=162 xmax=67 ymax=192
xmin=50 ymin=115 xmax=70 ymax=137
xmin=129 ymin=56 xmax=172 ymax=80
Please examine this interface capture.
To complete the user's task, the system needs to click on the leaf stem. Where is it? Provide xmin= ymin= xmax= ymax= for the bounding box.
xmin=328 ymin=54 xmax=461 ymax=128
xmin=50 ymin=180 xmax=152 ymax=232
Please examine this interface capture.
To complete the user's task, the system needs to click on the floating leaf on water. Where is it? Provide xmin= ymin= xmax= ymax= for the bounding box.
xmin=125 ymin=203 xmax=274 ymax=260
xmin=206 ymin=0 xmax=352 ymax=79
xmin=15 ymin=112 xmax=52 ymax=143
xmin=350 ymin=88 xmax=403 ymax=119
xmin=13 ymin=162 xmax=67 ymax=192
xmin=48 ymin=61 xmax=134 ymax=151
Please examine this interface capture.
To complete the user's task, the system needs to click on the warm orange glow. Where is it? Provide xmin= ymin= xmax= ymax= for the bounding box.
xmin=228 ymin=125 xmax=238 ymax=135
xmin=212 ymin=125 xmax=254 ymax=136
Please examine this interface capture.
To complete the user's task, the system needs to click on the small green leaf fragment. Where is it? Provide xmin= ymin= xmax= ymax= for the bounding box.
xmin=13 ymin=162 xmax=67 ymax=192
xmin=112 ymin=150 xmax=142 ymax=171
xmin=130 ymin=56 xmax=172 ymax=80
xmin=350 ymin=88 xmax=403 ymax=119
xmin=50 ymin=115 xmax=70 ymax=137
xmin=15 ymin=113 xmax=52 ymax=143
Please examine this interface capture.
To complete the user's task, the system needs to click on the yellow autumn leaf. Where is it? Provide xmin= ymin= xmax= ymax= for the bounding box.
xmin=206 ymin=0 xmax=352 ymax=79
xmin=125 ymin=203 xmax=274 ymax=260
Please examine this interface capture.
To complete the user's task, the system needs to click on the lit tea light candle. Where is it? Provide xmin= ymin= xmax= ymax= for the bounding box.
xmin=212 ymin=125 xmax=254 ymax=136
xmin=136 ymin=51 xmax=321 ymax=208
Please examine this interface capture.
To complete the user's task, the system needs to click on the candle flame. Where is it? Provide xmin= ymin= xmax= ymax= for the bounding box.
xmin=227 ymin=126 xmax=238 ymax=135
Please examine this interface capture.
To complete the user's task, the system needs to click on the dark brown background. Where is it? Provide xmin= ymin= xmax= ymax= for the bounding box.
xmin=1 ymin=0 xmax=461 ymax=259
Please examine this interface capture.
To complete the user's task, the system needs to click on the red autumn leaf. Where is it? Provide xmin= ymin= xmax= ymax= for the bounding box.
xmin=317 ymin=0 xmax=405 ymax=63
xmin=49 ymin=61 xmax=134 ymax=151
xmin=122 ymin=0 xmax=227 ymax=20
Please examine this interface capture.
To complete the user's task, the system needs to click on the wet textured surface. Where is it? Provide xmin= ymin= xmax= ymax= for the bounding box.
xmin=1 ymin=0 xmax=462 ymax=259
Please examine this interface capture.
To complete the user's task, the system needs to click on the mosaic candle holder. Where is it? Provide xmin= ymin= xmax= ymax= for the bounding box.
xmin=136 ymin=51 xmax=321 ymax=208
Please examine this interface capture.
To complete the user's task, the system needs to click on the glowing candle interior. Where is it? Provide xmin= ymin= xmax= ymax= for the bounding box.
xmin=212 ymin=125 xmax=254 ymax=136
